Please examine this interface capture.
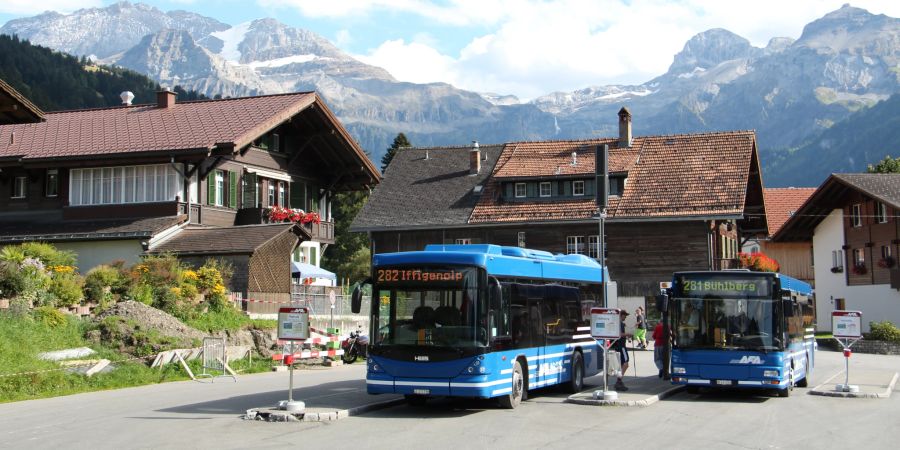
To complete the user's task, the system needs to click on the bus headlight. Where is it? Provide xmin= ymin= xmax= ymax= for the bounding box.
xmin=763 ymin=370 xmax=779 ymax=378
xmin=672 ymin=367 xmax=686 ymax=374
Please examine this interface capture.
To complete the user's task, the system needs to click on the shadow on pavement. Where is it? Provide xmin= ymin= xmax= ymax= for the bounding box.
xmin=665 ymin=388 xmax=774 ymax=404
xmin=156 ymin=379 xmax=372 ymax=415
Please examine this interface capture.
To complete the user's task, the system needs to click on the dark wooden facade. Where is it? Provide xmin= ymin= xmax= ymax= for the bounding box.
xmin=842 ymin=194 xmax=900 ymax=287
xmin=371 ymin=220 xmax=729 ymax=297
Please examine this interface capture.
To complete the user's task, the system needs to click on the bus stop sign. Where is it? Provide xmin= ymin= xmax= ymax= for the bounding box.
xmin=278 ymin=307 xmax=310 ymax=341
xmin=590 ymin=307 xmax=621 ymax=339
xmin=832 ymin=310 xmax=862 ymax=339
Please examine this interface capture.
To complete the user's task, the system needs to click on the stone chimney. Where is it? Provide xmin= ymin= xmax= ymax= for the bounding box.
xmin=470 ymin=141 xmax=481 ymax=175
xmin=618 ymin=106 xmax=632 ymax=148
xmin=156 ymin=88 xmax=176 ymax=108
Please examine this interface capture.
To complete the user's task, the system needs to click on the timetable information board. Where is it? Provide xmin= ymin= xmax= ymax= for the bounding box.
xmin=832 ymin=310 xmax=862 ymax=339
xmin=590 ymin=308 xmax=621 ymax=339
xmin=278 ymin=307 xmax=310 ymax=341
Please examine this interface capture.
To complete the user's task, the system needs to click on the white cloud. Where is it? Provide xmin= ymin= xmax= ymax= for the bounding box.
xmin=0 ymin=0 xmax=101 ymax=15
xmin=274 ymin=0 xmax=900 ymax=99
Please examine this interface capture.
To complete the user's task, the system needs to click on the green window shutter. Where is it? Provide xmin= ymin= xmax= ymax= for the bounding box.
xmin=290 ymin=181 xmax=304 ymax=210
xmin=242 ymin=172 xmax=257 ymax=208
xmin=207 ymin=171 xmax=216 ymax=205
xmin=229 ymin=171 xmax=238 ymax=208
xmin=310 ymin=247 xmax=318 ymax=266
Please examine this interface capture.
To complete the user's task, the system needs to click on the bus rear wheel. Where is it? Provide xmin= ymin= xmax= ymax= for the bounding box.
xmin=565 ymin=352 xmax=584 ymax=393
xmin=499 ymin=360 xmax=524 ymax=409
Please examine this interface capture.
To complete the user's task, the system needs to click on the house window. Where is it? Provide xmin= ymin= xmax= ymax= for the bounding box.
xmin=12 ymin=176 xmax=27 ymax=199
xmin=272 ymin=133 xmax=281 ymax=152
xmin=69 ymin=164 xmax=183 ymax=206
xmin=517 ymin=232 xmax=526 ymax=248
xmin=45 ymin=170 xmax=58 ymax=197
xmin=831 ymin=250 xmax=844 ymax=271
xmin=539 ymin=182 xmax=551 ymax=198
xmin=566 ymin=236 xmax=585 ymax=255
xmin=875 ymin=202 xmax=887 ymax=224
xmin=850 ymin=204 xmax=862 ymax=227
xmin=215 ymin=170 xmax=225 ymax=207
xmin=882 ymin=245 xmax=892 ymax=261
xmin=514 ymin=182 xmax=526 ymax=198
xmin=455 ymin=238 xmax=472 ymax=245
xmin=609 ymin=177 xmax=625 ymax=196
xmin=853 ymin=248 xmax=865 ymax=266
xmin=278 ymin=181 xmax=286 ymax=206
xmin=588 ymin=235 xmax=600 ymax=259
xmin=573 ymin=180 xmax=585 ymax=196
xmin=268 ymin=181 xmax=276 ymax=207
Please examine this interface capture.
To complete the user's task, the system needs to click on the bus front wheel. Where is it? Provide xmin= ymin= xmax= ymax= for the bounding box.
xmin=499 ymin=360 xmax=524 ymax=409
xmin=565 ymin=351 xmax=584 ymax=393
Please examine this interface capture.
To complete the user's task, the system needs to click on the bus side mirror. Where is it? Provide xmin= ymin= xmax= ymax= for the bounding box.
xmin=655 ymin=293 xmax=669 ymax=313
xmin=351 ymin=278 xmax=371 ymax=314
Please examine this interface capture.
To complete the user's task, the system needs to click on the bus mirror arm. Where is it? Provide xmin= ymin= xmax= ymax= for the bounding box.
xmin=655 ymin=293 xmax=669 ymax=313
xmin=351 ymin=277 xmax=372 ymax=314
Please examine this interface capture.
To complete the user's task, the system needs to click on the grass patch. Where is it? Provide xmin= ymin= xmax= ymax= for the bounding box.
xmin=815 ymin=332 xmax=833 ymax=339
xmin=184 ymin=308 xmax=276 ymax=332
xmin=0 ymin=311 xmax=273 ymax=403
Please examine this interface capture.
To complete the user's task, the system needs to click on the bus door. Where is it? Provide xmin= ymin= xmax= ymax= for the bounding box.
xmin=510 ymin=284 xmax=545 ymax=385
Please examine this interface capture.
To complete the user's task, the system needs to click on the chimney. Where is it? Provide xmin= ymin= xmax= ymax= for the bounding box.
xmin=470 ymin=141 xmax=481 ymax=175
xmin=156 ymin=88 xmax=176 ymax=108
xmin=618 ymin=106 xmax=632 ymax=148
xmin=120 ymin=91 xmax=135 ymax=106
xmin=571 ymin=151 xmax=578 ymax=166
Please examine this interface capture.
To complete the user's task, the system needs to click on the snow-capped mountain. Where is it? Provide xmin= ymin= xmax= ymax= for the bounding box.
xmin=2 ymin=2 xmax=899 ymax=185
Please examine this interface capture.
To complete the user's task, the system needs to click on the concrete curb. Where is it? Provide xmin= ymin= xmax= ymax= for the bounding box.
xmin=809 ymin=372 xmax=898 ymax=399
xmin=566 ymin=385 xmax=685 ymax=407
xmin=244 ymin=397 xmax=404 ymax=423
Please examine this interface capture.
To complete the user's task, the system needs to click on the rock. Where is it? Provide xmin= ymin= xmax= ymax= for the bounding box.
xmin=38 ymin=347 xmax=96 ymax=361
xmin=250 ymin=329 xmax=276 ymax=358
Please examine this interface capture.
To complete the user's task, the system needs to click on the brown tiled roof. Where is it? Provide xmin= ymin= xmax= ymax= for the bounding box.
xmin=0 ymin=92 xmax=317 ymax=161
xmin=150 ymin=223 xmax=308 ymax=255
xmin=0 ymin=78 xmax=45 ymax=124
xmin=764 ymin=188 xmax=816 ymax=236
xmin=0 ymin=215 xmax=186 ymax=243
xmin=492 ymin=138 xmax=639 ymax=178
xmin=470 ymin=130 xmax=758 ymax=223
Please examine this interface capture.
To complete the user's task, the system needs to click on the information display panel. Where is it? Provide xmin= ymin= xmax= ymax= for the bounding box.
xmin=591 ymin=307 xmax=621 ymax=339
xmin=832 ymin=310 xmax=862 ymax=339
xmin=278 ymin=307 xmax=310 ymax=341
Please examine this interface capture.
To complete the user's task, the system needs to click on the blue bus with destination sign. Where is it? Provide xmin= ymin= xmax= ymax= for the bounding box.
xmin=351 ymin=244 xmax=609 ymax=408
xmin=666 ymin=271 xmax=815 ymax=396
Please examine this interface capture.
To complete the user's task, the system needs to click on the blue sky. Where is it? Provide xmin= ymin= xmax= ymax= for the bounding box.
xmin=2 ymin=1 xmax=899 ymax=100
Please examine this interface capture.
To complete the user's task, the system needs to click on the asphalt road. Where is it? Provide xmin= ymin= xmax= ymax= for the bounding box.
xmin=1 ymin=350 xmax=898 ymax=449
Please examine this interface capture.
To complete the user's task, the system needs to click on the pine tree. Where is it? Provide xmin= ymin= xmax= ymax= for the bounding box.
xmin=321 ymin=190 xmax=370 ymax=284
xmin=381 ymin=133 xmax=411 ymax=173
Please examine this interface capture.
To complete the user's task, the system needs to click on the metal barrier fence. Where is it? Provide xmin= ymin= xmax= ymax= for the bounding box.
xmin=199 ymin=337 xmax=235 ymax=382
xmin=230 ymin=291 xmax=371 ymax=332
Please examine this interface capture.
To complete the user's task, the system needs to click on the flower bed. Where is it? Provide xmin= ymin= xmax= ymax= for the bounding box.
xmin=267 ymin=206 xmax=321 ymax=225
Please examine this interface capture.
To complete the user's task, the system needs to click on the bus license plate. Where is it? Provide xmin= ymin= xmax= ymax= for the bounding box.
xmin=716 ymin=380 xmax=732 ymax=386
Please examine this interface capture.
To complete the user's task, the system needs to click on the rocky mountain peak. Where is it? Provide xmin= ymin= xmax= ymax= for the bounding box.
xmin=235 ymin=18 xmax=348 ymax=64
xmin=795 ymin=4 xmax=899 ymax=52
xmin=667 ymin=28 xmax=756 ymax=75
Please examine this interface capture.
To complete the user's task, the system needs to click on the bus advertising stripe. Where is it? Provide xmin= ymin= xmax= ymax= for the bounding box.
xmin=492 ymin=387 xmax=513 ymax=395
xmin=394 ymin=381 xmax=449 ymax=387
xmin=449 ymin=379 xmax=511 ymax=388
xmin=500 ymin=369 xmax=513 ymax=375
xmin=365 ymin=380 xmax=393 ymax=385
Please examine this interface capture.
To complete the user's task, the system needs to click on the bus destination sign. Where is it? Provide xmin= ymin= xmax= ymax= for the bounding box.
xmin=376 ymin=268 xmax=465 ymax=285
xmin=679 ymin=276 xmax=770 ymax=298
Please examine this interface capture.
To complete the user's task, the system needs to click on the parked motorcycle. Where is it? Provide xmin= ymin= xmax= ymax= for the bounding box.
xmin=341 ymin=326 xmax=369 ymax=364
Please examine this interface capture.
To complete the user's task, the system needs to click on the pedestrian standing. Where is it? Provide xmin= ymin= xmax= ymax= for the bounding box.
xmin=634 ymin=307 xmax=647 ymax=349
xmin=614 ymin=309 xmax=630 ymax=391
xmin=652 ymin=321 xmax=665 ymax=378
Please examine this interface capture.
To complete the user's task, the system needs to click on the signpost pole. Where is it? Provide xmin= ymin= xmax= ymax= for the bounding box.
xmin=288 ymin=341 xmax=295 ymax=403
xmin=278 ymin=307 xmax=309 ymax=412
xmin=591 ymin=307 xmax=620 ymax=401
xmin=832 ymin=310 xmax=862 ymax=393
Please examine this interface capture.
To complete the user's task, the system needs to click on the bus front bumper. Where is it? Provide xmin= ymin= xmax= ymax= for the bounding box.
xmin=366 ymin=374 xmax=510 ymax=398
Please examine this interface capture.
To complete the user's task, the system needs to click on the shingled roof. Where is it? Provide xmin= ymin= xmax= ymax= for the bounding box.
xmin=0 ymin=215 xmax=186 ymax=243
xmin=774 ymin=173 xmax=900 ymax=241
xmin=764 ymin=188 xmax=816 ymax=237
xmin=351 ymin=144 xmax=504 ymax=231
xmin=469 ymin=130 xmax=760 ymax=224
xmin=150 ymin=223 xmax=308 ymax=255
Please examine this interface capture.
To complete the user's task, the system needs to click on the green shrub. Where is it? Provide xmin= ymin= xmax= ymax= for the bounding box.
xmin=868 ymin=321 xmax=900 ymax=343
xmin=50 ymin=273 xmax=84 ymax=306
xmin=19 ymin=242 xmax=77 ymax=267
xmin=127 ymin=283 xmax=154 ymax=306
xmin=32 ymin=306 xmax=68 ymax=329
xmin=84 ymin=265 xmax=124 ymax=303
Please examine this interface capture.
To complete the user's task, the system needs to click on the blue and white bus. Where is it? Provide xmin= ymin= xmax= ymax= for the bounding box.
xmin=351 ymin=244 xmax=609 ymax=408
xmin=666 ymin=271 xmax=815 ymax=396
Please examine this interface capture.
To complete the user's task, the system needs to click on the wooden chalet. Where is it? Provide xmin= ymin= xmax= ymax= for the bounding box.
xmin=352 ymin=108 xmax=768 ymax=311
xmin=0 ymin=82 xmax=379 ymax=303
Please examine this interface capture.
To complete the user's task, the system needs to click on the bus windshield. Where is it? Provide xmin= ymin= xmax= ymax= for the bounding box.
xmin=673 ymin=297 xmax=783 ymax=351
xmin=373 ymin=266 xmax=487 ymax=349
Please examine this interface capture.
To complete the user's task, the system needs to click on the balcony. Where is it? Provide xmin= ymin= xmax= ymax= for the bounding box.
xmin=234 ymin=207 xmax=334 ymax=243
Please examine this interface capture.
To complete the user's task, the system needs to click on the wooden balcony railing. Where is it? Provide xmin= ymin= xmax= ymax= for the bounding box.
xmin=234 ymin=207 xmax=334 ymax=243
